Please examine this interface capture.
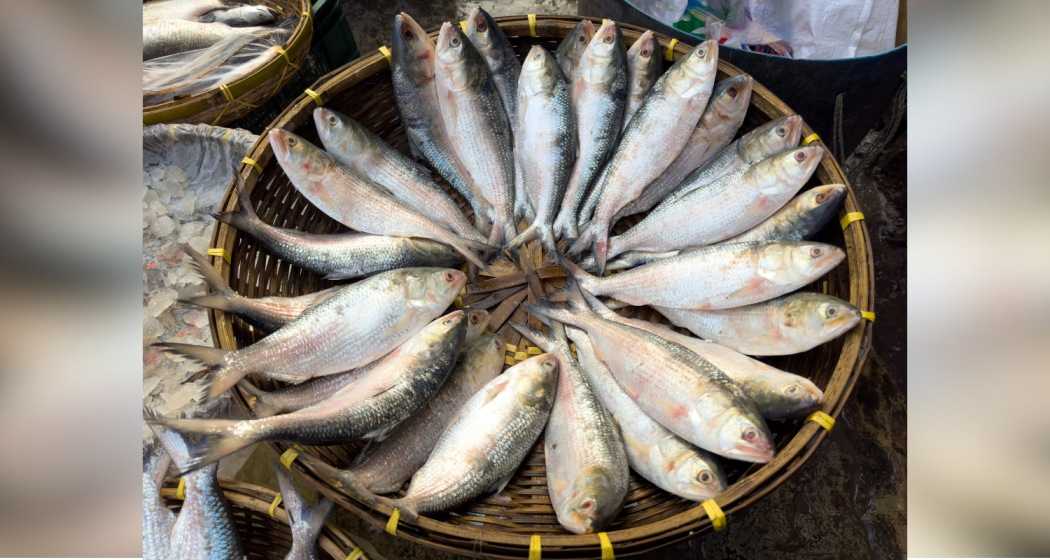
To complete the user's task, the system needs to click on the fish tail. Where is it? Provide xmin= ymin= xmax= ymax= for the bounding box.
xmin=211 ymin=183 xmax=262 ymax=234
xmin=152 ymin=342 xmax=230 ymax=368
xmin=274 ymin=461 xmax=333 ymax=549
xmin=239 ymin=380 xmax=282 ymax=417
xmin=509 ymin=321 xmax=558 ymax=353
xmin=444 ymin=236 xmax=487 ymax=269
xmin=554 ymin=252 xmax=600 ymax=296
xmin=566 ymin=224 xmax=596 ymax=256
xmin=506 ymin=224 xmax=539 ymax=250
xmin=523 ymin=301 xmax=579 ymax=327
xmin=552 ymin=206 xmax=580 ymax=241
xmin=146 ymin=414 xmax=258 ymax=475
xmin=593 ymin=229 xmax=609 ymax=275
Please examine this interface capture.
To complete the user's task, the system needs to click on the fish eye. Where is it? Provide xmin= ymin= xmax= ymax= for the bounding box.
xmin=402 ymin=28 xmax=414 ymax=40
xmin=742 ymin=429 xmax=757 ymax=442
xmin=697 ymin=470 xmax=713 ymax=483
xmin=814 ymin=192 xmax=827 ymax=203
xmin=726 ymin=87 xmax=737 ymax=98
xmin=696 ymin=47 xmax=707 ymax=58
xmin=602 ymin=33 xmax=613 ymax=44
xmin=580 ymin=498 xmax=596 ymax=511
xmin=775 ymin=126 xmax=786 ymax=137
xmin=443 ymin=271 xmax=456 ymax=283
xmin=476 ymin=19 xmax=487 ymax=32
xmin=287 ymin=136 xmax=297 ymax=146
xmin=794 ymin=151 xmax=807 ymax=163
xmin=450 ymin=36 xmax=461 ymax=47
xmin=810 ymin=247 xmax=823 ymax=258
xmin=785 ymin=384 xmax=799 ymax=394
xmin=578 ymin=33 xmax=587 ymax=43
xmin=327 ymin=115 xmax=338 ymax=126
xmin=826 ymin=306 xmax=838 ymax=318
xmin=641 ymin=48 xmax=651 ymax=57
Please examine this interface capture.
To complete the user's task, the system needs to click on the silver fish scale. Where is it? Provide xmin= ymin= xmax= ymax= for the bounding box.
xmin=251 ymin=368 xmax=364 ymax=416
xmin=221 ymin=269 xmax=455 ymax=383
xmin=170 ymin=464 xmax=242 ymax=560
xmin=349 ymin=334 xmax=504 ymax=493
xmin=143 ymin=444 xmax=175 ymax=560
xmin=246 ymin=324 xmax=463 ymax=445
xmin=216 ymin=287 xmax=339 ymax=331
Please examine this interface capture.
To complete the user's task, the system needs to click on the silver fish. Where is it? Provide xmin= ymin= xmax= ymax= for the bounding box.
xmin=508 ymin=46 xmax=576 ymax=253
xmin=511 ymin=321 xmax=628 ymax=534
xmin=618 ymin=75 xmax=753 ymax=218
xmin=313 ymin=108 xmax=486 ymax=244
xmin=213 ymin=186 xmax=463 ymax=281
xmin=151 ymin=311 xmax=467 ymax=472
xmin=300 ymin=332 xmax=504 ymax=495
xmin=664 ymin=115 xmax=803 ymax=204
xmin=565 ymin=327 xmax=726 ymax=501
xmin=657 ymin=292 xmax=861 ymax=356
xmin=241 ymin=309 xmax=491 ymax=417
xmin=143 ymin=19 xmax=273 ymax=60
xmin=623 ymin=30 xmax=661 ymax=129
xmin=527 ymin=294 xmax=773 ymax=463
xmin=573 ymin=40 xmax=719 ymax=272
xmin=274 ymin=464 xmax=334 ymax=560
xmin=725 ymin=184 xmax=847 ymax=243
xmin=555 ymin=19 xmax=596 ymax=81
xmin=354 ymin=353 xmax=558 ymax=518
xmin=143 ymin=439 xmax=175 ymax=560
xmin=269 ymin=128 xmax=488 ymax=267
xmin=606 ymin=145 xmax=824 ymax=259
xmin=157 ymin=267 xmax=465 ymax=397
xmin=178 ymin=245 xmax=340 ymax=331
xmin=391 ymin=13 xmax=493 ymax=228
xmin=561 ymin=241 xmax=844 ymax=310
xmin=465 ymin=7 xmax=520 ymax=126
xmin=573 ymin=289 xmax=824 ymax=419
xmin=552 ymin=19 xmax=626 ymax=241
xmin=143 ymin=0 xmax=274 ymax=26
xmin=151 ymin=417 xmax=242 ymax=560
xmin=434 ymin=22 xmax=517 ymax=246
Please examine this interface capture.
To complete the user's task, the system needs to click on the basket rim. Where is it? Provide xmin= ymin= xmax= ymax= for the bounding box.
xmin=207 ymin=13 xmax=876 ymax=556
xmin=160 ymin=477 xmax=381 ymax=560
xmin=143 ymin=0 xmax=314 ymax=125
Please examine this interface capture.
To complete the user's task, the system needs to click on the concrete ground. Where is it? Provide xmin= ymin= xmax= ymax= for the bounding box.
xmin=234 ymin=2 xmax=908 ymax=557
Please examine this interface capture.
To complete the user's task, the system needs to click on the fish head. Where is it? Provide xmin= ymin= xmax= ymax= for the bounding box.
xmin=392 ymin=13 xmax=435 ymax=83
xmin=465 ymin=7 xmax=498 ymax=55
xmin=759 ymin=373 xmax=825 ymax=419
xmin=716 ymin=410 xmax=774 ymax=463
xmin=707 ymin=74 xmax=753 ymax=122
xmin=513 ymin=353 xmax=559 ymax=409
xmin=578 ymin=20 xmax=621 ymax=86
xmin=465 ymin=309 xmax=491 ymax=341
xmin=405 ymin=268 xmax=466 ymax=308
xmin=740 ymin=115 xmax=803 ymax=164
xmin=667 ymin=452 xmax=726 ymax=501
xmin=313 ymin=108 xmax=374 ymax=159
xmin=521 ymin=46 xmax=560 ymax=95
xmin=798 ymin=184 xmax=847 ymax=229
xmin=558 ymin=466 xmax=622 ymax=533
xmin=761 ymin=145 xmax=823 ymax=190
xmin=563 ymin=19 xmax=596 ymax=59
xmin=268 ymin=129 xmax=330 ymax=181
xmin=434 ymin=309 xmax=468 ymax=340
xmin=785 ymin=293 xmax=861 ymax=342
xmin=786 ymin=242 xmax=846 ymax=280
xmin=665 ymin=39 xmax=718 ymax=98
xmin=435 ymin=22 xmax=479 ymax=91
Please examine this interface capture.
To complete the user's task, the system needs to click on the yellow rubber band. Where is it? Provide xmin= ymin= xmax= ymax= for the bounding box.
xmin=505 ymin=343 xmax=518 ymax=352
xmin=803 ymin=132 xmax=821 ymax=145
xmin=302 ymin=10 xmax=310 ymax=20
xmin=861 ymin=310 xmax=876 ymax=321
xmin=345 ymin=547 xmax=363 ymax=560
xmin=665 ymin=38 xmax=679 ymax=61
xmin=701 ymin=499 xmax=726 ymax=531
xmin=459 ymin=20 xmax=468 ymax=33
xmin=280 ymin=448 xmax=300 ymax=469
xmin=504 ymin=355 xmax=516 ymax=366
xmin=378 ymin=45 xmax=391 ymax=63
xmin=207 ymin=248 xmax=231 ymax=264
xmin=304 ymin=88 xmax=323 ymax=106
xmin=241 ymin=157 xmax=263 ymax=174
xmin=219 ymin=83 xmax=235 ymax=102
xmin=526 ymin=346 xmax=542 ymax=355
xmin=528 ymin=535 xmax=541 ymax=560
xmin=598 ymin=532 xmax=615 ymax=559
xmin=175 ymin=477 xmax=186 ymax=500
xmin=268 ymin=494 xmax=283 ymax=518
xmin=528 ymin=14 xmax=538 ymax=37
xmin=839 ymin=211 xmax=865 ymax=230
xmin=385 ymin=508 xmax=400 ymax=536
xmin=807 ymin=410 xmax=836 ymax=432
xmin=274 ymin=46 xmax=291 ymax=64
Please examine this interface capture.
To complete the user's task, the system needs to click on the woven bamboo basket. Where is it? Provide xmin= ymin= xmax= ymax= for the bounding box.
xmin=160 ymin=478 xmax=375 ymax=559
xmin=206 ymin=14 xmax=875 ymax=559
xmin=143 ymin=0 xmax=313 ymax=126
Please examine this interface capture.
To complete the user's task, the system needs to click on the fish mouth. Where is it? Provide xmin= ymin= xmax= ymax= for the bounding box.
xmin=811 ymin=184 xmax=846 ymax=208
xmin=394 ymin=12 xmax=427 ymax=49
xmin=436 ymin=22 xmax=456 ymax=52
xmin=268 ymin=129 xmax=289 ymax=160
xmin=784 ymin=115 xmax=804 ymax=145
xmin=312 ymin=107 xmax=335 ymax=134
xmin=729 ymin=437 xmax=774 ymax=463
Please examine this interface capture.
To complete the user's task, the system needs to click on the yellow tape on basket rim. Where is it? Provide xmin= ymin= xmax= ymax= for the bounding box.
xmin=701 ymin=499 xmax=726 ymax=531
xmin=304 ymin=88 xmax=323 ymax=106
xmin=598 ymin=532 xmax=615 ymax=560
xmin=504 ymin=355 xmax=516 ymax=366
xmin=802 ymin=132 xmax=821 ymax=145
xmin=665 ymin=38 xmax=679 ymax=61
xmin=378 ymin=45 xmax=392 ymax=63
xmin=280 ymin=448 xmax=300 ymax=469
xmin=861 ymin=310 xmax=876 ymax=321
xmin=345 ymin=547 xmax=364 ymax=560
xmin=807 ymin=410 xmax=836 ymax=432
xmin=505 ymin=343 xmax=518 ymax=352
xmin=840 ymin=211 xmax=865 ymax=230
xmin=385 ymin=508 xmax=400 ymax=536
xmin=528 ymin=534 xmax=541 ymax=560
xmin=207 ymin=248 xmax=231 ymax=264
xmin=274 ymin=46 xmax=291 ymax=64
xmin=459 ymin=20 xmax=468 ymax=33
xmin=528 ymin=14 xmax=538 ymax=37
xmin=241 ymin=156 xmax=263 ymax=174
xmin=219 ymin=83 xmax=236 ymax=102
xmin=268 ymin=494 xmax=283 ymax=518
xmin=175 ymin=477 xmax=186 ymax=500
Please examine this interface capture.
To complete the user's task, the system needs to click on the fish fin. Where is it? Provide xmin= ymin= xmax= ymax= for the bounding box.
xmin=554 ymin=252 xmax=601 ymax=296
xmin=274 ymin=460 xmax=334 ymax=547
xmin=211 ymin=182 xmax=261 ymax=233
xmin=146 ymin=415 xmax=256 ymax=475
xmin=152 ymin=342 xmax=230 ymax=368
xmin=507 ymin=224 xmax=538 ymax=250
xmin=180 ymin=244 xmax=235 ymax=295
xmin=508 ymin=321 xmax=557 ymax=352
xmin=238 ymin=380 xmax=282 ymax=417
xmin=178 ymin=292 xmax=238 ymax=314
xmin=604 ymin=299 xmax=630 ymax=311
xmin=488 ymin=472 xmax=515 ymax=497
